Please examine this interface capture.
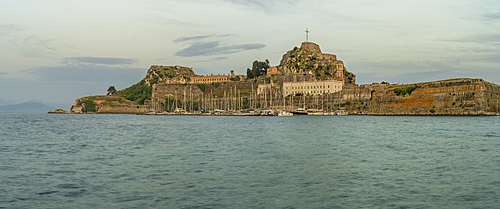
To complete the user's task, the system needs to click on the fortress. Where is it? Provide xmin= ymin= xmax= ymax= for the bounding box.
xmin=68 ymin=40 xmax=500 ymax=116
xmin=279 ymin=42 xmax=344 ymax=80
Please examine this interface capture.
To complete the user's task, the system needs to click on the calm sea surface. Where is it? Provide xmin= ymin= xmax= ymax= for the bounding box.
xmin=1 ymin=113 xmax=499 ymax=208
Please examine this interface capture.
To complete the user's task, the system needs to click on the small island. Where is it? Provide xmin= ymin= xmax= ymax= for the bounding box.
xmin=65 ymin=42 xmax=500 ymax=116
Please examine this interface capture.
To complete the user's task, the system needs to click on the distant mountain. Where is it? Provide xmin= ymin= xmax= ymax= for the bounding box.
xmin=27 ymin=100 xmax=72 ymax=110
xmin=0 ymin=102 xmax=55 ymax=112
xmin=0 ymin=98 xmax=15 ymax=106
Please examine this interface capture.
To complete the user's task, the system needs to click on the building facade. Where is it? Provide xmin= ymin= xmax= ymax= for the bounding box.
xmin=282 ymin=80 xmax=343 ymax=97
xmin=266 ymin=67 xmax=280 ymax=77
xmin=190 ymin=73 xmax=247 ymax=84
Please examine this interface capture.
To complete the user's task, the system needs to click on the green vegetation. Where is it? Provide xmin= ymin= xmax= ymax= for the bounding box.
xmin=247 ymin=59 xmax=270 ymax=79
xmin=213 ymin=82 xmax=220 ymax=89
xmin=196 ymin=84 xmax=206 ymax=92
xmin=441 ymin=80 xmax=472 ymax=87
xmin=107 ymin=86 xmax=117 ymax=95
xmin=295 ymin=93 xmax=304 ymax=96
xmin=78 ymin=97 xmax=97 ymax=113
xmin=230 ymin=76 xmax=240 ymax=81
xmin=394 ymin=86 xmax=419 ymax=96
xmin=116 ymin=79 xmax=152 ymax=105
xmin=430 ymin=109 xmax=436 ymax=113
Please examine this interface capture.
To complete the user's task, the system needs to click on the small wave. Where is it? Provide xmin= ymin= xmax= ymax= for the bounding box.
xmin=63 ymin=189 xmax=86 ymax=197
xmin=56 ymin=183 xmax=81 ymax=189
xmin=37 ymin=190 xmax=59 ymax=195
xmin=483 ymin=133 xmax=499 ymax=138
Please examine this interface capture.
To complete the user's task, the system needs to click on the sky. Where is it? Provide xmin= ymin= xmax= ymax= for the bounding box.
xmin=1 ymin=0 xmax=499 ymax=106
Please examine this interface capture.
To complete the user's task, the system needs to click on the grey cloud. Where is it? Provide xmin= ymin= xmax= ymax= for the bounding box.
xmin=484 ymin=13 xmax=500 ymax=20
xmin=175 ymin=41 xmax=265 ymax=57
xmin=193 ymin=56 xmax=229 ymax=63
xmin=0 ymin=24 xmax=23 ymax=36
xmin=439 ymin=34 xmax=500 ymax=44
xmin=0 ymin=24 xmax=23 ymax=31
xmin=64 ymin=57 xmax=139 ymax=65
xmin=173 ymin=35 xmax=214 ymax=43
xmin=0 ymin=72 xmax=7 ymax=75
xmin=173 ymin=34 xmax=237 ymax=43
xmin=218 ymin=34 xmax=237 ymax=38
xmin=23 ymin=35 xmax=63 ymax=51
xmin=224 ymin=0 xmax=295 ymax=11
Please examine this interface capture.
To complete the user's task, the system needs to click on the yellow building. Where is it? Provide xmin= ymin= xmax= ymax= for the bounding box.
xmin=266 ymin=67 xmax=280 ymax=77
xmin=190 ymin=73 xmax=247 ymax=84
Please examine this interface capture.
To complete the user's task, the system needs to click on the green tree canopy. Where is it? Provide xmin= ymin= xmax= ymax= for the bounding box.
xmin=107 ymin=86 xmax=117 ymax=95
xmin=251 ymin=59 xmax=270 ymax=78
xmin=246 ymin=68 xmax=253 ymax=79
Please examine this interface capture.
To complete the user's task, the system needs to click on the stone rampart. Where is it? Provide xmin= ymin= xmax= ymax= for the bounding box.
xmin=368 ymin=79 xmax=499 ymax=115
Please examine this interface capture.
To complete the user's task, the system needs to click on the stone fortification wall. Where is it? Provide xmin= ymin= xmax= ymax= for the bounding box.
xmin=97 ymin=105 xmax=149 ymax=114
xmin=338 ymin=86 xmax=373 ymax=103
xmin=317 ymin=54 xmax=337 ymax=60
xmin=300 ymin=42 xmax=322 ymax=53
xmin=368 ymin=79 xmax=499 ymax=116
xmin=275 ymin=74 xmax=316 ymax=83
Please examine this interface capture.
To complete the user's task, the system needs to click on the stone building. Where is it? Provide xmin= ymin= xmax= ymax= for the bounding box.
xmin=266 ymin=67 xmax=280 ymax=77
xmin=282 ymin=80 xmax=343 ymax=97
xmin=190 ymin=73 xmax=247 ymax=84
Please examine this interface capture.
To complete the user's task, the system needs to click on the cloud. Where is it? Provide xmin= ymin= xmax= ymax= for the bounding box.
xmin=484 ymin=13 xmax=500 ymax=20
xmin=175 ymin=41 xmax=265 ymax=57
xmin=173 ymin=34 xmax=238 ymax=43
xmin=64 ymin=57 xmax=139 ymax=65
xmin=23 ymin=35 xmax=65 ymax=51
xmin=0 ymin=72 xmax=7 ymax=75
xmin=224 ymin=0 xmax=295 ymax=12
xmin=0 ymin=24 xmax=23 ymax=36
xmin=173 ymin=35 xmax=214 ymax=43
xmin=193 ymin=56 xmax=229 ymax=63
xmin=438 ymin=34 xmax=500 ymax=44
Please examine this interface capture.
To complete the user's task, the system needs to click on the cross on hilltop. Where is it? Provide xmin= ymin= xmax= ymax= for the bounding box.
xmin=305 ymin=28 xmax=309 ymax=42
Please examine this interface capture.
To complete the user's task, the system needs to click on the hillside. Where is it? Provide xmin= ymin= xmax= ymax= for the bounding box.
xmin=112 ymin=65 xmax=198 ymax=105
xmin=278 ymin=42 xmax=356 ymax=85
xmin=145 ymin=65 xmax=197 ymax=85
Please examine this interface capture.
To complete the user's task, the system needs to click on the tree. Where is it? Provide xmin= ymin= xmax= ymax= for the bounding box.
xmin=247 ymin=68 xmax=254 ymax=79
xmin=251 ymin=60 xmax=270 ymax=78
xmin=230 ymin=70 xmax=234 ymax=75
xmin=107 ymin=86 xmax=117 ymax=95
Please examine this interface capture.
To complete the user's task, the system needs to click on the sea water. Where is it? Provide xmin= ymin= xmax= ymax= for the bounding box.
xmin=0 ymin=113 xmax=499 ymax=208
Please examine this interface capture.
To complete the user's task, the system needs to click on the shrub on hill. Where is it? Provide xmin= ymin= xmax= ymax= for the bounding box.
xmin=394 ymin=86 xmax=419 ymax=96
xmin=116 ymin=79 xmax=152 ymax=105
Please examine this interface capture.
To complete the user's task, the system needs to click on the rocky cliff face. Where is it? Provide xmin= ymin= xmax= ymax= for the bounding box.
xmin=70 ymin=95 xmax=149 ymax=114
xmin=145 ymin=65 xmax=197 ymax=85
xmin=278 ymin=42 xmax=356 ymax=85
xmin=368 ymin=79 xmax=500 ymax=115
